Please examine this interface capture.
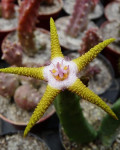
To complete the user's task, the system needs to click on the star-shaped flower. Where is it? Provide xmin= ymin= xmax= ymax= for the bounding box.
xmin=0 ymin=18 xmax=118 ymax=137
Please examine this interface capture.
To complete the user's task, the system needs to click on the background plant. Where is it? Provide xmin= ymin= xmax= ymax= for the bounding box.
xmin=65 ymin=0 xmax=98 ymax=37
xmin=1 ymin=0 xmax=15 ymax=19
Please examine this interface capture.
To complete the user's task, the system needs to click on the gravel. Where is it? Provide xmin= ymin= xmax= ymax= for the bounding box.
xmin=0 ymin=132 xmax=50 ymax=150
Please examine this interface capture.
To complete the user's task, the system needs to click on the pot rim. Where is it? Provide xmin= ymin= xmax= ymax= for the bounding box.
xmin=38 ymin=0 xmax=63 ymax=17
xmin=1 ymin=27 xmax=50 ymax=53
xmin=104 ymin=1 xmax=120 ymax=22
xmin=0 ymin=3 xmax=18 ymax=32
xmin=100 ymin=20 xmax=120 ymax=55
xmin=0 ymin=108 xmax=55 ymax=126
xmin=55 ymin=16 xmax=98 ymax=51
xmin=0 ymin=27 xmax=55 ymax=127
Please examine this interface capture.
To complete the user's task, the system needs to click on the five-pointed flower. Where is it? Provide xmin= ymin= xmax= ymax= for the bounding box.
xmin=0 ymin=18 xmax=118 ymax=137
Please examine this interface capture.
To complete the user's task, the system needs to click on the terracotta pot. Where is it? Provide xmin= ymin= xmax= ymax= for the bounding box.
xmin=0 ymin=107 xmax=55 ymax=130
xmin=37 ymin=0 xmax=63 ymax=30
xmin=0 ymin=27 xmax=55 ymax=130
xmin=0 ymin=83 xmax=55 ymax=130
xmin=0 ymin=3 xmax=18 ymax=55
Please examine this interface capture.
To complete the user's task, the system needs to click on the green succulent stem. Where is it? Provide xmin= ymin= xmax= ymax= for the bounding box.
xmin=98 ymin=98 xmax=120 ymax=146
xmin=54 ymin=90 xmax=97 ymax=144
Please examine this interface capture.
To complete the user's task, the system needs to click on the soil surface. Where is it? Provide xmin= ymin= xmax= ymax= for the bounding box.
xmin=105 ymin=1 xmax=120 ymax=22
xmin=100 ymin=21 xmax=120 ymax=54
xmin=0 ymin=79 xmax=55 ymax=123
xmin=39 ymin=0 xmax=62 ymax=15
xmin=2 ymin=29 xmax=51 ymax=66
xmin=0 ymin=28 xmax=55 ymax=124
xmin=87 ymin=57 xmax=112 ymax=95
xmin=0 ymin=132 xmax=50 ymax=150
xmin=63 ymin=0 xmax=103 ymax=20
xmin=0 ymin=6 xmax=18 ymax=31
xmin=60 ymin=100 xmax=120 ymax=150
xmin=55 ymin=16 xmax=97 ymax=50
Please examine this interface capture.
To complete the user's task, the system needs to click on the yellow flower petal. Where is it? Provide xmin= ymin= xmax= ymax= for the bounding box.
xmin=24 ymin=85 xmax=61 ymax=137
xmin=50 ymin=18 xmax=64 ymax=60
xmin=0 ymin=67 xmax=44 ymax=80
xmin=68 ymin=78 xmax=118 ymax=120
xmin=72 ymin=38 xmax=115 ymax=71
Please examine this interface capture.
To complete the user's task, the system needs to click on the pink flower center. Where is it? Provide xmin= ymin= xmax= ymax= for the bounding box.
xmin=50 ymin=62 xmax=69 ymax=81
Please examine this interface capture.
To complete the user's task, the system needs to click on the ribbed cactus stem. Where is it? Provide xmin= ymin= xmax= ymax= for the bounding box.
xmin=1 ymin=0 xmax=15 ymax=19
xmin=80 ymin=28 xmax=102 ymax=55
xmin=65 ymin=0 xmax=98 ymax=37
xmin=18 ymin=0 xmax=42 ymax=56
xmin=18 ymin=0 xmax=41 ymax=34
xmin=54 ymin=90 xmax=97 ymax=143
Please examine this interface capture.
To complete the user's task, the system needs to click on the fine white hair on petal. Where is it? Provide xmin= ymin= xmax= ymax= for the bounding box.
xmin=43 ymin=57 xmax=78 ymax=90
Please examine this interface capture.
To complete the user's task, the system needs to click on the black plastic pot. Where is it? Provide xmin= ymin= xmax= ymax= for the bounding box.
xmin=0 ymin=113 xmax=64 ymax=150
xmin=0 ymin=131 xmax=51 ymax=150
xmin=97 ymin=54 xmax=120 ymax=103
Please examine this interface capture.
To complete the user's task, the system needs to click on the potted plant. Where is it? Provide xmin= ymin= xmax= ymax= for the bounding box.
xmin=0 ymin=18 xmax=118 ymax=150
xmin=0 ymin=0 xmax=18 ymax=48
xmin=1 ymin=0 xmax=51 ymax=67
xmin=67 ymin=28 xmax=114 ymax=97
xmin=0 ymin=71 xmax=55 ymax=130
xmin=55 ymin=0 xmax=98 ymax=51
xmin=37 ymin=0 xmax=63 ymax=30
xmin=67 ymin=27 xmax=120 ymax=102
xmin=64 ymin=53 xmax=115 ymax=98
xmin=0 ymin=0 xmax=55 ymax=129
xmin=63 ymin=0 xmax=104 ymax=20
